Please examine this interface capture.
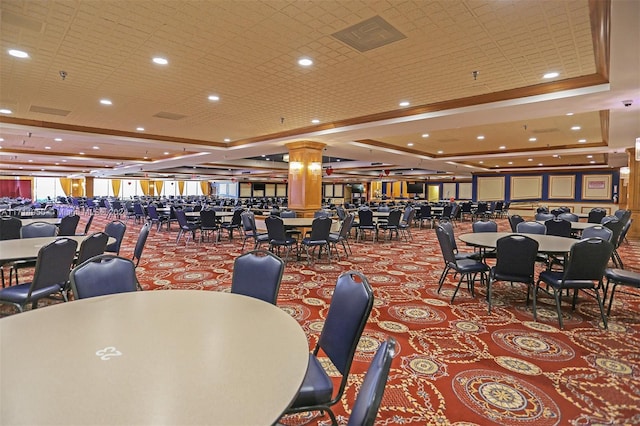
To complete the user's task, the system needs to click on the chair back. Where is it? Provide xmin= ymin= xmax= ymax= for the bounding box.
xmin=82 ymin=214 xmax=95 ymax=235
xmin=534 ymin=212 xmax=555 ymax=221
xmin=104 ymin=220 xmax=126 ymax=254
xmin=385 ymin=210 xmax=402 ymax=227
xmin=280 ymin=210 xmax=297 ymax=218
xmin=76 ymin=232 xmax=109 ymax=265
xmin=0 ymin=217 xmax=22 ymax=240
xmin=562 ymin=238 xmax=613 ymax=282
xmin=420 ymin=205 xmax=432 ymax=217
xmin=174 ymin=209 xmax=190 ymax=229
xmin=132 ymin=223 xmax=150 ymax=266
xmin=29 ymin=237 xmax=78 ymax=299
xmin=347 ymin=337 xmax=397 ymax=426
xmin=231 ymin=250 xmax=285 ymax=305
xmin=440 ymin=204 xmax=453 ymax=219
xmin=58 ymin=214 xmax=80 ymax=236
xmin=437 ymin=220 xmax=459 ymax=251
xmin=241 ymin=211 xmax=256 ymax=233
xmin=318 ymin=271 xmax=374 ymax=376
xmin=339 ymin=213 xmax=355 ymax=238
xmin=70 ymin=254 xmax=138 ymax=299
xmin=587 ymin=208 xmax=607 ymax=224
xmin=472 ymin=219 xmax=497 ymax=233
xmin=581 ymin=225 xmax=613 ymax=242
xmin=557 ymin=212 xmax=578 ymax=222
xmin=516 ymin=221 xmax=546 ymax=235
xmin=508 ymin=214 xmax=524 ymax=232
xmin=146 ymin=205 xmax=160 ymax=220
xmin=21 ymin=222 xmax=58 ymax=238
xmin=358 ymin=209 xmax=375 ymax=227
xmin=308 ymin=216 xmax=333 ymax=240
xmin=265 ymin=215 xmax=288 ymax=241
xmin=199 ymin=209 xmax=218 ymax=228
xmin=230 ymin=209 xmax=243 ymax=226
xmin=544 ymin=218 xmax=572 ymax=238
xmin=436 ymin=226 xmax=457 ymax=266
xmin=601 ymin=217 xmax=624 ymax=248
xmin=494 ymin=235 xmax=539 ymax=282
xmin=335 ymin=206 xmax=346 ymax=221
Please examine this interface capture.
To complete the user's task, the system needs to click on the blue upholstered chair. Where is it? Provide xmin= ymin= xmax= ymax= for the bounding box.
xmin=70 ymin=254 xmax=139 ymax=299
xmin=604 ymin=268 xmax=640 ymax=315
xmin=104 ymin=220 xmax=126 ymax=255
xmin=75 ymin=232 xmax=109 ymax=266
xmin=0 ymin=237 xmax=78 ymax=312
xmin=516 ymin=221 xmax=546 ymax=235
xmin=533 ymin=238 xmax=613 ymax=329
xmin=301 ymin=216 xmax=333 ymax=265
xmin=57 ymin=214 xmax=80 ymax=236
xmin=231 ymin=250 xmax=284 ymax=305
xmin=487 ymin=235 xmax=539 ymax=313
xmin=282 ymin=271 xmax=374 ymax=425
xmin=508 ymin=214 xmax=525 ymax=232
xmin=356 ymin=209 xmax=376 ymax=242
xmin=347 ymin=337 xmax=397 ymax=426
xmin=436 ymin=226 xmax=489 ymax=303
xmin=10 ymin=221 xmax=58 ymax=286
xmin=581 ymin=225 xmax=613 ymax=242
xmin=132 ymin=223 xmax=150 ymax=267
xmin=265 ymin=215 xmax=298 ymax=263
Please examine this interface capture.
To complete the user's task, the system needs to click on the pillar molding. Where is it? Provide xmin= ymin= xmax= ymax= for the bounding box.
xmin=286 ymin=141 xmax=325 ymax=217
xmin=625 ymin=147 xmax=640 ymax=238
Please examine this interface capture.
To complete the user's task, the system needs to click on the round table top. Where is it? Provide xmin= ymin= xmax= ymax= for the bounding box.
xmin=458 ymin=232 xmax=577 ymax=254
xmin=0 ymin=235 xmax=115 ymax=262
xmin=1 ymin=290 xmax=309 ymax=426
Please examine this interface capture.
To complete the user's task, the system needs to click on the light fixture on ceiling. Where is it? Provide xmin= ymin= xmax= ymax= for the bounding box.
xmin=399 ymin=101 xmax=410 ymax=107
xmin=8 ymin=49 xmax=29 ymax=58
xmin=543 ymin=72 xmax=559 ymax=79
xmin=472 ymin=70 xmax=479 ymax=80
xmin=298 ymin=57 xmax=313 ymax=67
xmin=152 ymin=57 xmax=168 ymax=65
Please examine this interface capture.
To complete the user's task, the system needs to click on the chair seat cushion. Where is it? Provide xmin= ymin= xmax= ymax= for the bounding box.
xmin=0 ymin=283 xmax=62 ymax=303
xmin=290 ymin=354 xmax=334 ymax=408
xmin=454 ymin=259 xmax=489 ymax=274
xmin=605 ymin=268 xmax=640 ymax=287
xmin=493 ymin=270 xmax=533 ymax=284
xmin=302 ymin=238 xmax=328 ymax=245
xmin=538 ymin=270 xmax=598 ymax=289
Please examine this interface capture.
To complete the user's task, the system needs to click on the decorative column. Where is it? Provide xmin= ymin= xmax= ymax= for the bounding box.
xmin=625 ymin=147 xmax=640 ymax=238
xmin=84 ymin=177 xmax=94 ymax=198
xmin=286 ymin=141 xmax=325 ymax=217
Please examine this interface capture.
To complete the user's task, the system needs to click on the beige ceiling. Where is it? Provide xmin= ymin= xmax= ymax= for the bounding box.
xmin=0 ymin=0 xmax=638 ymax=182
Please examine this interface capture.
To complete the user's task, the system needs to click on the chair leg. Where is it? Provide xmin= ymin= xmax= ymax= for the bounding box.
xmin=594 ymin=289 xmax=608 ymax=329
xmin=553 ymin=288 xmax=564 ymax=329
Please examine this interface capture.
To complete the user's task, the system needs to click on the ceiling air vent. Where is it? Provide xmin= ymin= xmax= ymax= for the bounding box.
xmin=332 ymin=16 xmax=406 ymax=52
xmin=153 ymin=111 xmax=187 ymax=120
xmin=29 ymin=105 xmax=70 ymax=116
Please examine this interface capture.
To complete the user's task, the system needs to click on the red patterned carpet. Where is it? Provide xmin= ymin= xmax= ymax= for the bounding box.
xmin=4 ymin=213 xmax=640 ymax=425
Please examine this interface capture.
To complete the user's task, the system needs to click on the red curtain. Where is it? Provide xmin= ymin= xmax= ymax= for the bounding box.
xmin=0 ymin=180 xmax=32 ymax=198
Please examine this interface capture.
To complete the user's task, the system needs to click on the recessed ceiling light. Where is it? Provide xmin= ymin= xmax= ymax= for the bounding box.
xmin=508 ymin=161 xmax=513 ymax=165
xmin=571 ymin=126 xmax=581 ymax=130
xmin=54 ymin=138 xmax=62 ymax=142
xmin=44 ymin=146 xmax=51 ymax=150
xmin=0 ymin=138 xmax=4 ymax=142
xmin=55 ymin=163 xmax=60 ymax=166
xmin=543 ymin=72 xmax=559 ymax=79
xmin=143 ymin=156 xmax=148 ymax=160
xmin=437 ymin=150 xmax=443 ymax=154
xmin=578 ymin=139 xmax=587 ymax=143
xmin=28 ymin=159 xmax=33 ymax=162
xmin=590 ymin=160 xmax=596 ymax=164
xmin=477 ymin=135 xmax=485 ymax=140
xmin=0 ymin=108 xmax=12 ymax=114
xmin=527 ymin=158 xmax=533 ymax=161
xmin=62 ymin=159 xmax=67 ymax=162
xmin=421 ymin=133 xmax=429 ymax=138
xmin=529 ymin=137 xmax=537 ymax=142
xmin=566 ymin=112 xmax=574 ymax=116
xmin=298 ymin=57 xmax=313 ymax=67
xmin=587 ymin=155 xmax=593 ymax=158
xmin=92 ymin=146 xmax=100 ymax=150
xmin=399 ymin=101 xmax=410 ymax=107
xmin=499 ymin=146 xmax=506 ymax=150
xmin=136 ymin=127 xmax=145 ymax=131
xmin=311 ymin=119 xmax=320 ymax=124
xmin=8 ymin=49 xmax=29 ymax=58
xmin=163 ymin=152 xmax=169 ymax=155
xmin=208 ymin=95 xmax=220 ymax=102
xmin=261 ymin=154 xmax=266 ymax=157
xmin=407 ymin=143 xmax=414 ymax=147
xmin=224 ymin=138 xmax=230 ymax=142
xmin=478 ymin=161 xmax=484 ymax=164
xmin=336 ymin=159 xmax=340 ymax=162
xmin=79 ymin=152 xmax=85 ymax=155
xmin=552 ymin=154 xmax=559 ymax=158
xmin=100 ymin=99 xmax=112 ymax=105
xmin=495 ymin=165 xmax=500 ymax=167
xmin=538 ymin=163 xmax=543 ymax=166
xmin=152 ymin=57 xmax=168 ymax=65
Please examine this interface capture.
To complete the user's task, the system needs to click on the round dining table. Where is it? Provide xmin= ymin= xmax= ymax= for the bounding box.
xmin=458 ymin=232 xmax=577 ymax=254
xmin=1 ymin=290 xmax=310 ymax=425
xmin=0 ymin=235 xmax=115 ymax=263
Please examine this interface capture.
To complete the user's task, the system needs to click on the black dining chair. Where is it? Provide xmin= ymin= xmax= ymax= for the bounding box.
xmin=281 ymin=271 xmax=374 ymax=425
xmin=329 ymin=213 xmax=354 ymax=260
xmin=533 ymin=238 xmax=613 ymax=329
xmin=75 ymin=231 xmax=109 ymax=266
xmin=544 ymin=218 xmax=572 ymax=238
xmin=132 ymin=223 xmax=150 ymax=267
xmin=230 ymin=250 xmax=285 ymax=305
xmin=516 ymin=221 xmax=546 ymax=235
xmin=376 ymin=209 xmax=402 ymax=241
xmin=199 ymin=209 xmax=219 ymax=243
xmin=356 ymin=209 xmax=376 ymax=242
xmin=57 ymin=213 xmax=80 ymax=236
xmin=265 ymin=215 xmax=298 ymax=263
xmin=104 ymin=220 xmax=127 ymax=255
xmin=581 ymin=225 xmax=613 ymax=242
xmin=347 ymin=337 xmax=397 ymax=426
xmin=604 ymin=268 xmax=640 ymax=315
xmin=0 ymin=237 xmax=78 ymax=313
xmin=9 ymin=221 xmax=58 ymax=286
xmin=436 ymin=225 xmax=489 ymax=303
xmin=175 ymin=209 xmax=200 ymax=245
xmin=508 ymin=214 xmax=525 ymax=232
xmin=301 ymin=216 xmax=333 ymax=265
xmin=487 ymin=235 xmax=539 ymax=313
xmin=70 ymin=254 xmax=139 ymax=299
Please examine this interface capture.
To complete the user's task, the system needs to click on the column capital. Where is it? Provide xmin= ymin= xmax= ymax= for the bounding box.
xmin=286 ymin=141 xmax=326 ymax=151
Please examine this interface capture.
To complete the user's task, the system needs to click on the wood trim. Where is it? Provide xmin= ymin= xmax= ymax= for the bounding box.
xmin=599 ymin=110 xmax=610 ymax=143
xmin=590 ymin=0 xmax=611 ymax=81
